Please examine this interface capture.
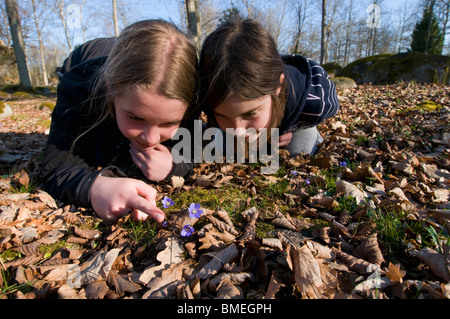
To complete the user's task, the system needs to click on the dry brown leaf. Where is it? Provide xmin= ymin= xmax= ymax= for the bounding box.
xmin=265 ymin=273 xmax=285 ymax=299
xmin=410 ymin=247 xmax=450 ymax=281
xmin=190 ymin=278 xmax=201 ymax=299
xmin=335 ymin=179 xmax=369 ymax=205
xmin=176 ymin=282 xmax=194 ymax=299
xmin=215 ymin=278 xmax=244 ymax=299
xmin=107 ymin=270 xmax=141 ymax=297
xmin=170 ymin=175 xmax=185 ymax=188
xmin=333 ymin=248 xmax=380 ymax=275
xmin=198 ymin=230 xmax=224 ymax=251
xmin=286 ymin=244 xmax=324 ymax=298
xmin=143 ymin=259 xmax=195 ymax=298
xmin=305 ymin=240 xmax=333 ymax=259
xmin=353 ymin=234 xmax=384 ymax=266
xmin=197 ymin=244 xmax=239 ymax=280
xmin=207 ymin=215 xmax=239 ymax=236
xmin=73 ymin=226 xmax=102 ymax=240
xmin=216 ymin=208 xmax=233 ymax=226
xmin=84 ymin=280 xmax=110 ymax=299
xmin=271 ymin=211 xmax=297 ymax=231
xmin=385 ymin=262 xmax=406 ymax=283
xmin=261 ymin=238 xmax=283 ymax=250
xmin=156 ymin=237 xmax=185 ymax=267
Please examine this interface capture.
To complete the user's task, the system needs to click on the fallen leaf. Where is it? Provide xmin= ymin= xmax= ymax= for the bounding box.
xmin=385 ymin=262 xmax=406 ymax=283
xmin=215 ymin=278 xmax=244 ymax=299
xmin=197 ymin=244 xmax=239 ymax=280
xmin=353 ymin=234 xmax=384 ymax=266
xmin=286 ymin=244 xmax=324 ymax=298
xmin=107 ymin=270 xmax=141 ymax=297
xmin=410 ymin=247 xmax=450 ymax=281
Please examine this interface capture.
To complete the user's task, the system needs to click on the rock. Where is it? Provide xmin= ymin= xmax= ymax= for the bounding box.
xmin=332 ymin=77 xmax=357 ymax=88
xmin=0 ymin=101 xmax=12 ymax=118
xmin=337 ymin=54 xmax=393 ymax=84
xmin=363 ymin=52 xmax=450 ymax=85
xmin=322 ymin=62 xmax=342 ymax=78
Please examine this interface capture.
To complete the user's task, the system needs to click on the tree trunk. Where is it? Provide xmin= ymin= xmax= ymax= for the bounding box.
xmin=5 ymin=0 xmax=32 ymax=89
xmin=320 ymin=0 xmax=327 ymax=65
xmin=57 ymin=0 xmax=73 ymax=51
xmin=31 ymin=0 xmax=48 ymax=86
xmin=112 ymin=0 xmax=119 ymax=37
xmin=425 ymin=0 xmax=436 ymax=54
xmin=185 ymin=0 xmax=201 ymax=50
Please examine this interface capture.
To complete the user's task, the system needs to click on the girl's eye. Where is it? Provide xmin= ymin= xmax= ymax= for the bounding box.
xmin=243 ymin=112 xmax=257 ymax=119
xmin=127 ymin=114 xmax=144 ymax=122
xmin=161 ymin=122 xmax=180 ymax=128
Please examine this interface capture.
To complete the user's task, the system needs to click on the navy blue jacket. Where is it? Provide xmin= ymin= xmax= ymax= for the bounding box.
xmin=280 ymin=55 xmax=339 ymax=134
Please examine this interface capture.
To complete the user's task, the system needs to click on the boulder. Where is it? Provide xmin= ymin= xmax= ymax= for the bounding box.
xmin=337 ymin=54 xmax=393 ymax=84
xmin=332 ymin=77 xmax=357 ymax=89
xmin=322 ymin=62 xmax=342 ymax=78
xmin=362 ymin=52 xmax=450 ymax=85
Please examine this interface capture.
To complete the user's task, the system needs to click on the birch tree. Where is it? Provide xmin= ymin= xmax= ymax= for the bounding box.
xmin=31 ymin=0 xmax=48 ymax=85
xmin=56 ymin=0 xmax=73 ymax=51
xmin=5 ymin=0 xmax=32 ymax=88
xmin=112 ymin=0 xmax=119 ymax=36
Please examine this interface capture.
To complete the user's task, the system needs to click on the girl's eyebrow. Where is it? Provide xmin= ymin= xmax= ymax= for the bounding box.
xmin=124 ymin=109 xmax=182 ymax=125
xmin=214 ymin=104 xmax=264 ymax=117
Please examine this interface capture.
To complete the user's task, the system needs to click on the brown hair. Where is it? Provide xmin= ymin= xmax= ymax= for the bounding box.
xmin=97 ymin=19 xmax=198 ymax=117
xmin=198 ymin=17 xmax=287 ymax=129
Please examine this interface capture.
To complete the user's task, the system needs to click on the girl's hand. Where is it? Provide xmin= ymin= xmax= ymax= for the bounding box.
xmin=278 ymin=132 xmax=293 ymax=147
xmin=90 ymin=176 xmax=165 ymax=223
xmin=129 ymin=144 xmax=174 ymax=181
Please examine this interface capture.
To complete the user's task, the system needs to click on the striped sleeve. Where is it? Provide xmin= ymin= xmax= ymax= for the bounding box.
xmin=298 ymin=59 xmax=339 ymax=126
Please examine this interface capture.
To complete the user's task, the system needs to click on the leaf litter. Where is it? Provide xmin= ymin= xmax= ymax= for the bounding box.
xmin=0 ymin=83 xmax=449 ymax=299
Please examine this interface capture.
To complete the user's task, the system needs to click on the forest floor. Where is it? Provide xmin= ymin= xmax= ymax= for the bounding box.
xmin=0 ymin=83 xmax=449 ymax=301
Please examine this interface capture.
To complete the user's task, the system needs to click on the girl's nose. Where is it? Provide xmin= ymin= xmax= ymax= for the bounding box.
xmin=140 ymin=126 xmax=160 ymax=147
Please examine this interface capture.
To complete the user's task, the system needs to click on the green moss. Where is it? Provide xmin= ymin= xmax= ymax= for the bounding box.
xmin=0 ymin=91 xmax=9 ymax=99
xmin=36 ymin=119 xmax=51 ymax=128
xmin=332 ymin=77 xmax=357 ymax=88
xmin=0 ymin=250 xmax=21 ymax=262
xmin=255 ymin=221 xmax=275 ymax=238
xmin=39 ymin=102 xmax=55 ymax=111
xmin=322 ymin=62 xmax=342 ymax=76
xmin=338 ymin=54 xmax=393 ymax=83
xmin=0 ymin=101 xmax=5 ymax=114
xmin=168 ymin=186 xmax=249 ymax=215
xmin=12 ymin=91 xmax=33 ymax=99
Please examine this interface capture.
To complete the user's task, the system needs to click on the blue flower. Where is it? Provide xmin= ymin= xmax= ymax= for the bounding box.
xmin=290 ymin=170 xmax=298 ymax=176
xmin=162 ymin=196 xmax=175 ymax=208
xmin=305 ymin=179 xmax=311 ymax=185
xmin=339 ymin=161 xmax=347 ymax=168
xmin=181 ymin=225 xmax=194 ymax=237
xmin=188 ymin=203 xmax=203 ymax=218
xmin=161 ymin=221 xmax=168 ymax=228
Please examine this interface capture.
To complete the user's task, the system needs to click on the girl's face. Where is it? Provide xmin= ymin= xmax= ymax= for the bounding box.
xmin=114 ymin=88 xmax=187 ymax=151
xmin=213 ymin=94 xmax=272 ymax=136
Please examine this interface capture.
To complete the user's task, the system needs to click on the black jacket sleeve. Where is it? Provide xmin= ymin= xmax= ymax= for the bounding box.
xmin=40 ymin=56 xmax=126 ymax=208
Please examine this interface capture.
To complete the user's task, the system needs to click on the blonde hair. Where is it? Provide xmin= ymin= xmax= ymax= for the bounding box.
xmin=72 ymin=19 xmax=198 ymax=152
xmin=100 ymin=19 xmax=198 ymax=116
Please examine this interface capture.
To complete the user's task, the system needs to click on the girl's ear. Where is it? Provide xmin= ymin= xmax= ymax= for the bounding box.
xmin=276 ymin=73 xmax=285 ymax=96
